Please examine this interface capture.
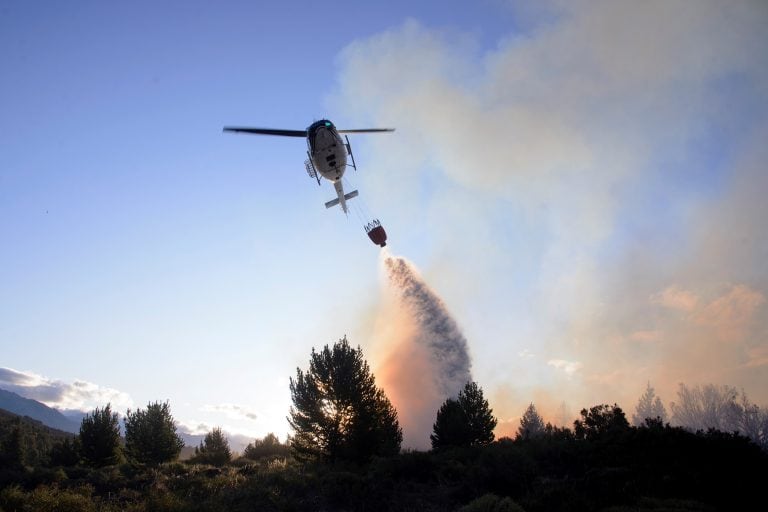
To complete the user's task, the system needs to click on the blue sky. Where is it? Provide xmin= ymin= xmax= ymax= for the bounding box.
xmin=2 ymin=1 xmax=767 ymax=444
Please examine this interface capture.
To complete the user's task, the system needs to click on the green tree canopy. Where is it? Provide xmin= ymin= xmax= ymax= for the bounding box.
xmin=191 ymin=427 xmax=231 ymax=467
xmin=288 ymin=336 xmax=402 ymax=463
xmin=79 ymin=404 xmax=121 ymax=467
xmin=124 ymin=401 xmax=184 ymax=465
xmin=431 ymin=381 xmax=497 ymax=449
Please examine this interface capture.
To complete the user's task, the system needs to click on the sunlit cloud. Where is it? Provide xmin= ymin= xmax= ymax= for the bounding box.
xmin=651 ymin=286 xmax=699 ymax=313
xmin=745 ymin=346 xmax=768 ymax=369
xmin=201 ymin=403 xmax=259 ymax=422
xmin=694 ymin=285 xmax=765 ymax=343
xmin=0 ymin=367 xmax=134 ymax=411
xmin=177 ymin=419 xmax=213 ymax=436
xmin=547 ymin=359 xmax=582 ymax=377
xmin=629 ymin=330 xmax=662 ymax=343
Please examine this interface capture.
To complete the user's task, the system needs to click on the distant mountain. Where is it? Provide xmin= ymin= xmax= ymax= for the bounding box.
xmin=178 ymin=430 xmax=254 ymax=455
xmin=0 ymin=388 xmax=79 ymax=433
xmin=0 ymin=407 xmax=74 ymax=442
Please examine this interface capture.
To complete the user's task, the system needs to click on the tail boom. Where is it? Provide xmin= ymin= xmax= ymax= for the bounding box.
xmin=325 ymin=181 xmax=358 ymax=213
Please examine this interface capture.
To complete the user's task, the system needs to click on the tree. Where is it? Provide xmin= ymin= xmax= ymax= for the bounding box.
xmin=288 ymin=336 xmax=402 ymax=462
xmin=124 ymin=401 xmax=185 ymax=465
xmin=431 ymin=398 xmax=471 ymax=448
xmin=670 ymin=383 xmax=740 ymax=432
xmin=517 ymin=403 xmax=545 ymax=440
xmin=431 ymin=381 xmax=497 ymax=449
xmin=49 ymin=437 xmax=81 ymax=467
xmin=0 ymin=421 xmax=26 ymax=469
xmin=191 ymin=427 xmax=231 ymax=466
xmin=574 ymin=404 xmax=630 ymax=440
xmin=243 ymin=433 xmax=291 ymax=460
xmin=632 ymin=383 xmax=668 ymax=426
xmin=79 ymin=404 xmax=121 ymax=467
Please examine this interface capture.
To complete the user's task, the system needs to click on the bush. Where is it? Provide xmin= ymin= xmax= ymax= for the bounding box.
xmin=458 ymin=493 xmax=526 ymax=512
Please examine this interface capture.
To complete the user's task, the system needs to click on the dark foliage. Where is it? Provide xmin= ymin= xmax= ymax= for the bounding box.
xmin=288 ymin=336 xmax=402 ymax=463
xmin=0 ymin=409 xmax=766 ymax=511
xmin=124 ymin=401 xmax=184 ymax=465
xmin=573 ymin=403 xmax=630 ymax=440
xmin=432 ymin=381 xmax=497 ymax=449
xmin=78 ymin=404 xmax=121 ymax=467
xmin=190 ymin=427 xmax=231 ymax=466
xmin=242 ymin=433 xmax=291 ymax=461
xmin=517 ymin=403 xmax=546 ymax=440
xmin=0 ymin=409 xmax=73 ymax=470
xmin=49 ymin=436 xmax=81 ymax=467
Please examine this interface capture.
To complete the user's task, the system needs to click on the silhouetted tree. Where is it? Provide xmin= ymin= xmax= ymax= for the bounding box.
xmin=191 ymin=427 xmax=231 ymax=466
xmin=632 ymin=382 xmax=668 ymax=426
xmin=431 ymin=398 xmax=470 ymax=448
xmin=288 ymin=336 xmax=402 ymax=462
xmin=574 ymin=404 xmax=629 ymax=440
xmin=431 ymin=381 xmax=497 ymax=449
xmin=243 ymin=433 xmax=291 ymax=460
xmin=517 ymin=403 xmax=545 ymax=440
xmin=79 ymin=404 xmax=121 ymax=467
xmin=124 ymin=401 xmax=184 ymax=465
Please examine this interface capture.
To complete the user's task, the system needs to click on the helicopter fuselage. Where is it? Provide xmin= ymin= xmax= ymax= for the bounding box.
xmin=307 ymin=120 xmax=348 ymax=183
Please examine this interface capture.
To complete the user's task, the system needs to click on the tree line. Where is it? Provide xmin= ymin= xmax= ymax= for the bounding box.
xmin=1 ymin=335 xmax=767 ymax=511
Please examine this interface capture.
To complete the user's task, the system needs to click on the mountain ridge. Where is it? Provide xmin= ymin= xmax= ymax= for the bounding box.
xmin=0 ymin=388 xmax=79 ymax=433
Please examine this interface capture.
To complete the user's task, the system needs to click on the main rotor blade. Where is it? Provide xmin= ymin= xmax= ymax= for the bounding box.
xmin=337 ymin=128 xmax=395 ymax=134
xmin=223 ymin=127 xmax=307 ymax=137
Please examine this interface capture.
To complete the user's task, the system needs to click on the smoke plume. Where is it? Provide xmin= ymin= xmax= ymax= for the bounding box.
xmin=335 ymin=1 xmax=768 ymax=433
xmin=373 ymin=251 xmax=472 ymax=449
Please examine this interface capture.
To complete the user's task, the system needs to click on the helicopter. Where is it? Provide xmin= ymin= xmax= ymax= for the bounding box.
xmin=223 ymin=119 xmax=393 ymax=215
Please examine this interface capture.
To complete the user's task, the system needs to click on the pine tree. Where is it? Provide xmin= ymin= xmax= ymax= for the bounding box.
xmin=191 ymin=427 xmax=231 ymax=466
xmin=632 ymin=383 xmax=668 ymax=426
xmin=517 ymin=403 xmax=546 ymax=440
xmin=49 ymin=437 xmax=81 ymax=467
xmin=124 ymin=401 xmax=185 ymax=465
xmin=431 ymin=381 xmax=497 ymax=449
xmin=79 ymin=404 xmax=122 ymax=467
xmin=288 ymin=336 xmax=402 ymax=462
xmin=430 ymin=398 xmax=471 ymax=448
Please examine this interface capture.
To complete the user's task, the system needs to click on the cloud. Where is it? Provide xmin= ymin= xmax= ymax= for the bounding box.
xmin=201 ymin=403 xmax=259 ymax=422
xmin=651 ymin=287 xmax=699 ymax=313
xmin=0 ymin=367 xmax=134 ymax=411
xmin=518 ymin=349 xmax=535 ymax=359
xmin=694 ymin=285 xmax=765 ymax=343
xmin=547 ymin=359 xmax=582 ymax=377
xmin=629 ymin=330 xmax=662 ymax=343
xmin=745 ymin=346 xmax=768 ymax=369
xmin=177 ymin=420 xmax=213 ymax=436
